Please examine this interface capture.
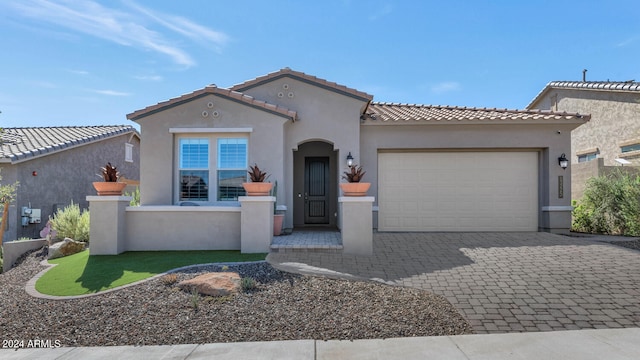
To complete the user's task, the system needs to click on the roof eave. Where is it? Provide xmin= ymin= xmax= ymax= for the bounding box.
xmin=127 ymin=87 xmax=297 ymax=123
xmin=231 ymin=68 xmax=374 ymax=103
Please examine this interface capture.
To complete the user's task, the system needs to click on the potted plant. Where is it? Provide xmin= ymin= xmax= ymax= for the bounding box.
xmin=340 ymin=165 xmax=370 ymax=196
xmin=272 ymin=181 xmax=284 ymax=236
xmin=92 ymin=162 xmax=127 ymax=196
xmin=242 ymin=164 xmax=273 ymax=196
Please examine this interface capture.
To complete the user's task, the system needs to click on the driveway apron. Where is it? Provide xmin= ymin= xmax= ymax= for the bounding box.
xmin=267 ymin=232 xmax=640 ymax=333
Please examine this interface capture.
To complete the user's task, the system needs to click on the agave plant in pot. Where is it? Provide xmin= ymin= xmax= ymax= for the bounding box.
xmin=340 ymin=164 xmax=370 ymax=196
xmin=242 ymin=164 xmax=273 ymax=196
xmin=93 ymin=162 xmax=127 ymax=196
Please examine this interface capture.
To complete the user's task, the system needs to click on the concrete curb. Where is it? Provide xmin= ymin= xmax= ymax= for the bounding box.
xmin=1 ymin=328 xmax=639 ymax=360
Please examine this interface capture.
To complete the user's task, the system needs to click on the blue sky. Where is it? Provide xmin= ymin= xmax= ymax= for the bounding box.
xmin=1 ymin=0 xmax=638 ymax=128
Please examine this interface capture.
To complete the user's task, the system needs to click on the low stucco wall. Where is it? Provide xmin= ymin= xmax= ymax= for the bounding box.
xmin=124 ymin=206 xmax=241 ymax=251
xmin=2 ymin=239 xmax=47 ymax=273
xmin=572 ymin=158 xmax=640 ymax=200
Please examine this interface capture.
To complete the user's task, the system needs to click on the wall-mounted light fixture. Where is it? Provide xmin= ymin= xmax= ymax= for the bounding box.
xmin=346 ymin=152 xmax=354 ymax=167
xmin=558 ymin=153 xmax=568 ymax=170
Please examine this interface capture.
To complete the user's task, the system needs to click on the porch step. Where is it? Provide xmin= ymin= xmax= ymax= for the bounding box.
xmin=270 ymin=229 xmax=342 ymax=253
xmin=269 ymin=244 xmax=343 ymax=253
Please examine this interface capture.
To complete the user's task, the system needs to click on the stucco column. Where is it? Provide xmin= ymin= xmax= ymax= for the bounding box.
xmin=87 ymin=196 xmax=130 ymax=255
xmin=239 ymin=196 xmax=274 ymax=253
xmin=339 ymin=196 xmax=374 ymax=256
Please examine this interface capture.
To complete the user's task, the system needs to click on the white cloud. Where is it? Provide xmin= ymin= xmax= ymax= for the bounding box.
xmin=6 ymin=0 xmax=230 ymax=67
xmin=124 ymin=1 xmax=229 ymax=51
xmin=134 ymin=75 xmax=163 ymax=82
xmin=616 ymin=36 xmax=639 ymax=47
xmin=430 ymin=81 xmax=461 ymax=94
xmin=67 ymin=69 xmax=89 ymax=75
xmin=90 ymin=89 xmax=132 ymax=96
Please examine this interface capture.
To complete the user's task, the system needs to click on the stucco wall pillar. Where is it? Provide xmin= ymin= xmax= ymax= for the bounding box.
xmin=239 ymin=196 xmax=274 ymax=253
xmin=87 ymin=196 xmax=130 ymax=255
xmin=339 ymin=196 xmax=374 ymax=256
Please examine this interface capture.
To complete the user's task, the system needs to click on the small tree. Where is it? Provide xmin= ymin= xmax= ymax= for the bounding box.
xmin=0 ymin=169 xmax=19 ymax=244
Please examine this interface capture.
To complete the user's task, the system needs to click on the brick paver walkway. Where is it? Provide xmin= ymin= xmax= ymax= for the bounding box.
xmin=267 ymin=232 xmax=640 ymax=334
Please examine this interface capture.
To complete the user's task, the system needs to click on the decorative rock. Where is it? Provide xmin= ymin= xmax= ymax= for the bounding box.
xmin=48 ymin=238 xmax=86 ymax=259
xmin=178 ymin=272 xmax=241 ymax=297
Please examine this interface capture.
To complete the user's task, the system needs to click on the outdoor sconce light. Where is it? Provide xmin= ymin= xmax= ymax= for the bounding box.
xmin=346 ymin=152 xmax=354 ymax=167
xmin=558 ymin=153 xmax=569 ymax=170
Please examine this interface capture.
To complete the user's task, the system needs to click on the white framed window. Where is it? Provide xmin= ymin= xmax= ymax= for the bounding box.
xmin=217 ymin=138 xmax=248 ymax=201
xmin=125 ymin=143 xmax=134 ymax=163
xmin=179 ymin=138 xmax=209 ymax=201
xmin=176 ymin=134 xmax=248 ymax=203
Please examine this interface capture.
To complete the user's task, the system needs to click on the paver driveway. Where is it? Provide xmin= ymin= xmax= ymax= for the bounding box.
xmin=267 ymin=232 xmax=640 ymax=333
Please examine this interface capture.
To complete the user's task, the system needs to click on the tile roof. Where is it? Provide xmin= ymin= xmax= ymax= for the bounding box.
xmin=230 ymin=67 xmax=373 ymax=102
xmin=0 ymin=125 xmax=137 ymax=163
xmin=365 ymin=102 xmax=590 ymax=123
xmin=127 ymin=85 xmax=297 ymax=122
xmin=527 ymin=81 xmax=640 ymax=109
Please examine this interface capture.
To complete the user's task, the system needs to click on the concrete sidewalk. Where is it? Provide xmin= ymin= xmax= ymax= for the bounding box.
xmin=2 ymin=328 xmax=639 ymax=359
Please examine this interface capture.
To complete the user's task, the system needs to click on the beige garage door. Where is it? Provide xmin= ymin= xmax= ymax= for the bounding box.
xmin=378 ymin=152 xmax=538 ymax=232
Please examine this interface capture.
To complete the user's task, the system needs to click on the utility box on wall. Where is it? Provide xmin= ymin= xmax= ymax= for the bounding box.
xmin=29 ymin=209 xmax=41 ymax=224
xmin=21 ymin=206 xmax=41 ymax=225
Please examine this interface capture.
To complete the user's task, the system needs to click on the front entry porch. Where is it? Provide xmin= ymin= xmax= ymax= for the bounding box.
xmin=270 ymin=228 xmax=343 ymax=253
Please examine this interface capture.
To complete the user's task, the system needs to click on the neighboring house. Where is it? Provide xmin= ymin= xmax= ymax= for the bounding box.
xmin=527 ymin=81 xmax=640 ymax=199
xmin=0 ymin=126 xmax=140 ymax=241
xmin=120 ymin=67 xmax=587 ymax=247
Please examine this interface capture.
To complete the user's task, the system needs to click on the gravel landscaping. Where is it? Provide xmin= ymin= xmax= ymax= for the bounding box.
xmin=0 ymin=249 xmax=472 ymax=347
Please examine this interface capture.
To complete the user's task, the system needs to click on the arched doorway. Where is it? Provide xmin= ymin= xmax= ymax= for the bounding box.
xmin=293 ymin=141 xmax=338 ymax=228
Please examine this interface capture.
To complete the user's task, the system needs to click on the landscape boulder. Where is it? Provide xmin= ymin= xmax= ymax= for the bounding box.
xmin=178 ymin=272 xmax=241 ymax=297
xmin=48 ymin=238 xmax=86 ymax=259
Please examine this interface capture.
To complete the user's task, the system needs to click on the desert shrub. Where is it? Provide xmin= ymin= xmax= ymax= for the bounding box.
xmin=241 ymin=277 xmax=257 ymax=291
xmin=125 ymin=187 xmax=140 ymax=207
xmin=0 ymin=246 xmax=3 ymax=274
xmin=50 ymin=202 xmax=90 ymax=242
xmin=572 ymin=171 xmax=640 ymax=236
xmin=160 ymin=273 xmax=178 ymax=285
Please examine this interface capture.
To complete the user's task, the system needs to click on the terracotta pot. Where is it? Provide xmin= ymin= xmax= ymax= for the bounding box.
xmin=339 ymin=182 xmax=371 ymax=196
xmin=273 ymin=214 xmax=284 ymax=236
xmin=92 ymin=182 xmax=127 ymax=196
xmin=242 ymin=182 xmax=273 ymax=196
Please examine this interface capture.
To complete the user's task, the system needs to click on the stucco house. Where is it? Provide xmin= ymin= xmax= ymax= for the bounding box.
xmin=0 ymin=125 xmax=140 ymax=242
xmin=116 ymin=67 xmax=587 ymax=252
xmin=527 ymin=80 xmax=640 ymax=199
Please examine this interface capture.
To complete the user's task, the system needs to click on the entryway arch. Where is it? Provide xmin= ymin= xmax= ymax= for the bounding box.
xmin=292 ymin=141 xmax=338 ymax=228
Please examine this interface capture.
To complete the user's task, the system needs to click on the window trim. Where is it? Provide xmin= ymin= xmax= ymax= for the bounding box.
xmin=174 ymin=133 xmax=249 ymax=205
xmin=577 ymin=153 xmax=597 ymax=163
xmin=621 ymin=143 xmax=640 ymax=154
xmin=125 ymin=143 xmax=134 ymax=163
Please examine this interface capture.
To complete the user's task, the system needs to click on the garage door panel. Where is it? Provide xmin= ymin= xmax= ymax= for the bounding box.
xmin=379 ymin=152 xmax=538 ymax=232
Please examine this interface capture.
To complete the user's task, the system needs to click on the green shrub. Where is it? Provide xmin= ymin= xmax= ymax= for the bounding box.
xmin=241 ymin=277 xmax=257 ymax=291
xmin=125 ymin=186 xmax=140 ymax=207
xmin=572 ymin=171 xmax=640 ymax=236
xmin=50 ymin=202 xmax=90 ymax=242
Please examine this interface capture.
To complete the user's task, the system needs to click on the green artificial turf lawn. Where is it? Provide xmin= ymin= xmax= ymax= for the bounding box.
xmin=35 ymin=250 xmax=266 ymax=296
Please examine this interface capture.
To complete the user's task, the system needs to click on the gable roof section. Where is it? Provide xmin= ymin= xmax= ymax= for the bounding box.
xmin=127 ymin=85 xmax=297 ymax=122
xmin=0 ymin=125 xmax=137 ymax=164
xmin=230 ymin=68 xmax=374 ymax=102
xmin=527 ymin=81 xmax=640 ymax=109
xmin=366 ymin=102 xmax=590 ymax=124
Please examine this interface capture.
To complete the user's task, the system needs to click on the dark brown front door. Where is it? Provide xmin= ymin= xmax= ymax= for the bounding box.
xmin=304 ymin=157 xmax=330 ymax=224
